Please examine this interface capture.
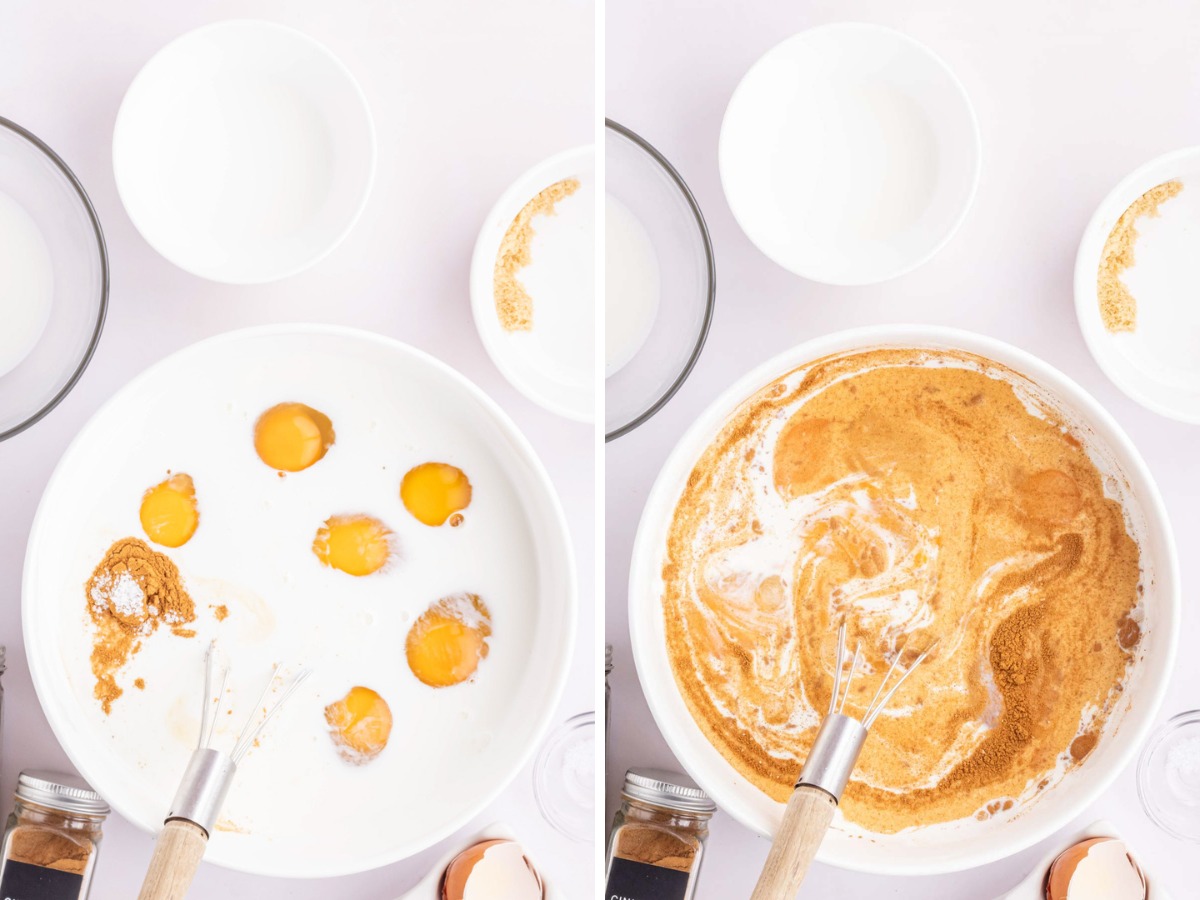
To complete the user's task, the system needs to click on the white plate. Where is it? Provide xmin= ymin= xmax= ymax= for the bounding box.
xmin=1075 ymin=147 xmax=1200 ymax=423
xmin=629 ymin=325 xmax=1178 ymax=875
xmin=719 ymin=23 xmax=981 ymax=285
xmin=112 ymin=20 xmax=376 ymax=284
xmin=23 ymin=325 xmax=576 ymax=877
xmin=470 ymin=147 xmax=595 ymax=422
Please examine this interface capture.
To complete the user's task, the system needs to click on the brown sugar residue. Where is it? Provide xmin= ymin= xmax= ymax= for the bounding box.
xmin=1098 ymin=180 xmax=1183 ymax=332
xmin=493 ymin=177 xmax=580 ymax=331
xmin=133 ymin=678 xmax=145 ymax=690
xmin=212 ymin=604 xmax=229 ymax=622
xmin=86 ymin=537 xmax=196 ymax=713
xmin=661 ymin=348 xmax=1143 ymax=833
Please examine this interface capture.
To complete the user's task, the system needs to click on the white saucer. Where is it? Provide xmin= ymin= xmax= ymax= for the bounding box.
xmin=1075 ymin=147 xmax=1200 ymax=423
xmin=112 ymin=20 xmax=376 ymax=284
xmin=470 ymin=147 xmax=595 ymax=422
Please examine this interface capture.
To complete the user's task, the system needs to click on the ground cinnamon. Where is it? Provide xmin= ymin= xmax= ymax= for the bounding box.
xmin=613 ymin=825 xmax=698 ymax=873
xmin=1097 ymin=180 xmax=1183 ymax=332
xmin=85 ymin=537 xmax=197 ymax=713
xmin=8 ymin=827 xmax=90 ymax=874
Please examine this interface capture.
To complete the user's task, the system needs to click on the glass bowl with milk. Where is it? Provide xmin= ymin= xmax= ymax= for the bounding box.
xmin=605 ymin=121 xmax=714 ymax=440
xmin=0 ymin=117 xmax=107 ymax=442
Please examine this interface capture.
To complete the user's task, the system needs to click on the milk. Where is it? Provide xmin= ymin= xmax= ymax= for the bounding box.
xmin=605 ymin=195 xmax=660 ymax=377
xmin=0 ymin=190 xmax=53 ymax=376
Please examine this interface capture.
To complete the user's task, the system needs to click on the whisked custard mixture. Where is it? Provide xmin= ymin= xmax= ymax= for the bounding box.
xmin=662 ymin=348 xmax=1143 ymax=833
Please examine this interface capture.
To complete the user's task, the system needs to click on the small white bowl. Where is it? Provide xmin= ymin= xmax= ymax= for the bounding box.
xmin=719 ymin=22 xmax=981 ymax=285
xmin=1074 ymin=147 xmax=1200 ymax=423
xmin=112 ymin=20 xmax=376 ymax=284
xmin=470 ymin=147 xmax=595 ymax=423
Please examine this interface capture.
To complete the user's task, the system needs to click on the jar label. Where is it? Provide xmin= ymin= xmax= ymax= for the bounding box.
xmin=0 ymin=859 xmax=84 ymax=899
xmin=605 ymin=857 xmax=690 ymax=900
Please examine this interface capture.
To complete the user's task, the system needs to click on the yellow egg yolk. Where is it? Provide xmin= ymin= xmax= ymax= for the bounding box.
xmin=406 ymin=593 xmax=491 ymax=687
xmin=400 ymin=462 xmax=472 ymax=526
xmin=139 ymin=474 xmax=199 ymax=548
xmin=254 ymin=402 xmax=335 ymax=472
xmin=324 ymin=686 xmax=392 ymax=764
xmin=312 ymin=515 xmax=393 ymax=576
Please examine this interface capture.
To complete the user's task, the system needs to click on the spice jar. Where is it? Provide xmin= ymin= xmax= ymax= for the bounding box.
xmin=605 ymin=768 xmax=715 ymax=900
xmin=0 ymin=770 xmax=110 ymax=899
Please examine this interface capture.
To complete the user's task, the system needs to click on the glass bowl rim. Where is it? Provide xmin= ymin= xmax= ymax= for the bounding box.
xmin=604 ymin=118 xmax=715 ymax=442
xmin=0 ymin=115 xmax=109 ymax=443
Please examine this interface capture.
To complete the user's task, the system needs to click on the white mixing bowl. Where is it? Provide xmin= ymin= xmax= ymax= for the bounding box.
xmin=629 ymin=325 xmax=1178 ymax=875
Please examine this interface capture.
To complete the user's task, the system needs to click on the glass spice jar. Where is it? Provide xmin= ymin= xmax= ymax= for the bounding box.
xmin=0 ymin=770 xmax=110 ymax=900
xmin=605 ymin=768 xmax=716 ymax=900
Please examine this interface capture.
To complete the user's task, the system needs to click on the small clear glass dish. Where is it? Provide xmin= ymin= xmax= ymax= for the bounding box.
xmin=0 ymin=116 xmax=107 ymax=442
xmin=605 ymin=121 xmax=714 ymax=440
xmin=532 ymin=711 xmax=594 ymax=842
xmin=1137 ymin=709 xmax=1200 ymax=842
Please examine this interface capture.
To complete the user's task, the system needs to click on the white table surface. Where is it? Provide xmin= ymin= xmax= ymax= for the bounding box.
xmin=0 ymin=0 xmax=597 ymax=896
xmin=606 ymin=1 xmax=1200 ymax=897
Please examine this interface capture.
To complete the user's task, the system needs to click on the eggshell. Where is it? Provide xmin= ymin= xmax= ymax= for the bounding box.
xmin=1046 ymin=838 xmax=1145 ymax=900
xmin=441 ymin=840 xmax=543 ymax=900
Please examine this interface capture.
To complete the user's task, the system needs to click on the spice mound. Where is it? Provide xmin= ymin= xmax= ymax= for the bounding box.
xmin=86 ymin=537 xmax=196 ymax=713
xmin=493 ymin=177 xmax=581 ymax=332
xmin=1097 ymin=179 xmax=1183 ymax=333
xmin=661 ymin=347 xmax=1144 ymax=833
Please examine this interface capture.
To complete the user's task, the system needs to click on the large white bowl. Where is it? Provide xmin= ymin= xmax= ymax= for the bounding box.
xmin=719 ymin=23 xmax=980 ymax=285
xmin=113 ymin=20 xmax=376 ymax=284
xmin=24 ymin=325 xmax=576 ymax=877
xmin=629 ymin=325 xmax=1178 ymax=875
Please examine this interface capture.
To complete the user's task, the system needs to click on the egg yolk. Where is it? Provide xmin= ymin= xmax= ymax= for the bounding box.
xmin=139 ymin=474 xmax=199 ymax=548
xmin=324 ymin=686 xmax=392 ymax=764
xmin=254 ymin=402 xmax=335 ymax=472
xmin=401 ymin=462 xmax=472 ymax=526
xmin=312 ymin=515 xmax=393 ymax=576
xmin=406 ymin=593 xmax=491 ymax=687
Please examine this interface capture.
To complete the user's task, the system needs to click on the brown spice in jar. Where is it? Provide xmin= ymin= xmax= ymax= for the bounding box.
xmin=85 ymin=537 xmax=197 ymax=713
xmin=9 ymin=826 xmax=91 ymax=874
xmin=613 ymin=825 xmax=698 ymax=874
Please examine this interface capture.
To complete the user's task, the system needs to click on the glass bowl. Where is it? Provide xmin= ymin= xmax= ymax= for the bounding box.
xmin=605 ymin=120 xmax=714 ymax=440
xmin=0 ymin=116 xmax=107 ymax=441
xmin=1137 ymin=710 xmax=1200 ymax=841
xmin=532 ymin=711 xmax=594 ymax=842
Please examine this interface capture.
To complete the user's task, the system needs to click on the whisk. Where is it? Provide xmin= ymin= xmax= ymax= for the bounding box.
xmin=138 ymin=642 xmax=310 ymax=900
xmin=750 ymin=622 xmax=935 ymax=900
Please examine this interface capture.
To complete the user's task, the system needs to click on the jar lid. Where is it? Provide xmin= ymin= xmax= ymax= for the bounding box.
xmin=623 ymin=767 xmax=716 ymax=814
xmin=17 ymin=770 xmax=110 ymax=817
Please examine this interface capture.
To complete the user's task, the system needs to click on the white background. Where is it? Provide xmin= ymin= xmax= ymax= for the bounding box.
xmin=606 ymin=1 xmax=1200 ymax=897
xmin=0 ymin=0 xmax=596 ymax=896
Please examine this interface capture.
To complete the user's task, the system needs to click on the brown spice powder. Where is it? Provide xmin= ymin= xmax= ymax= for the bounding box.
xmin=86 ymin=537 xmax=197 ymax=713
xmin=1097 ymin=180 xmax=1183 ymax=333
xmin=614 ymin=826 xmax=697 ymax=873
xmin=9 ymin=826 xmax=90 ymax=874
xmin=493 ymin=178 xmax=580 ymax=332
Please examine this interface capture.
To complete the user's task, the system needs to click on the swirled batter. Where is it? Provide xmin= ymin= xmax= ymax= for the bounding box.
xmin=662 ymin=348 xmax=1142 ymax=833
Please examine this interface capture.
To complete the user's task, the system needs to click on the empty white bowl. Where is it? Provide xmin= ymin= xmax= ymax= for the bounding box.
xmin=0 ymin=116 xmax=107 ymax=441
xmin=113 ymin=20 xmax=376 ymax=284
xmin=719 ymin=23 xmax=981 ymax=285
xmin=1075 ymin=147 xmax=1200 ymax=423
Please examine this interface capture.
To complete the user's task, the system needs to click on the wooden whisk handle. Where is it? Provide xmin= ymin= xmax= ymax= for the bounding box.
xmin=750 ymin=786 xmax=837 ymax=900
xmin=138 ymin=819 xmax=209 ymax=900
